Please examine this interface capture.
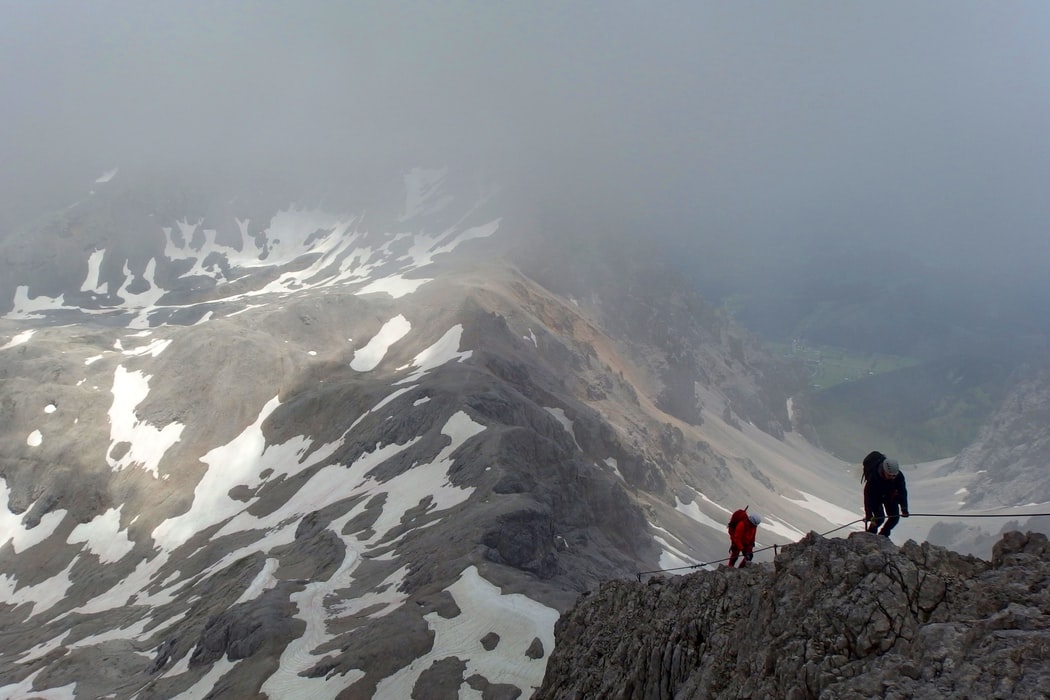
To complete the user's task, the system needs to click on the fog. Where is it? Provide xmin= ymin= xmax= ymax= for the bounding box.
xmin=3 ymin=1 xmax=1049 ymax=282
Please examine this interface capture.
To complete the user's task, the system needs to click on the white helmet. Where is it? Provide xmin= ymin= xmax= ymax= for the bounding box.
xmin=748 ymin=513 xmax=762 ymax=526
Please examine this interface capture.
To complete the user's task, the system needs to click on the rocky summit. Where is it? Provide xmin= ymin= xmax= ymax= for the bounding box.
xmin=535 ymin=530 xmax=1050 ymax=700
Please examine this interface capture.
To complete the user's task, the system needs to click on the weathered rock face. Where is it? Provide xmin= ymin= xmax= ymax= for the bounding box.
xmin=535 ymin=531 xmax=1050 ymax=700
xmin=947 ymin=364 xmax=1050 ymax=507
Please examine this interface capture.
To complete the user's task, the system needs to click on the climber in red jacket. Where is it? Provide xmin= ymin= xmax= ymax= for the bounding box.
xmin=727 ymin=508 xmax=762 ymax=567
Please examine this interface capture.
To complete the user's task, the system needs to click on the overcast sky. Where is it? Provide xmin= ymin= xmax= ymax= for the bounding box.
xmin=2 ymin=1 xmax=1049 ymax=275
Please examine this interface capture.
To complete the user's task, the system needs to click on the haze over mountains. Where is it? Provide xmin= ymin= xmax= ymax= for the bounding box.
xmin=5 ymin=3 xmax=1047 ymax=473
xmin=3 ymin=4 xmax=1050 ymax=698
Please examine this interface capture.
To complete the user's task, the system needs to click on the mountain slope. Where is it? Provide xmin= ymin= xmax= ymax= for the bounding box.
xmin=0 ymin=169 xmax=974 ymax=698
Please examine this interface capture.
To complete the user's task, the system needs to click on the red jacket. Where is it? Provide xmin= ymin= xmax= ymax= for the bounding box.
xmin=728 ymin=510 xmax=757 ymax=552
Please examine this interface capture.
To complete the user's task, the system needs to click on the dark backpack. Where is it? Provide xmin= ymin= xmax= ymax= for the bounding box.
xmin=727 ymin=507 xmax=749 ymax=534
xmin=862 ymin=451 xmax=886 ymax=482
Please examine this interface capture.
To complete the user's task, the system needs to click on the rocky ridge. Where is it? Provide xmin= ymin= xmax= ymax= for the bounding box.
xmin=535 ymin=530 xmax=1050 ymax=700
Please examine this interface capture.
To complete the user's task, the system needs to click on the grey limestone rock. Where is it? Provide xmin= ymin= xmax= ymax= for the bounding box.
xmin=535 ymin=531 xmax=1050 ymax=700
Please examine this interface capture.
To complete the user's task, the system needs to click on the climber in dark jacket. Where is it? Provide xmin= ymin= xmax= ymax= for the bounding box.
xmin=862 ymin=450 xmax=909 ymax=538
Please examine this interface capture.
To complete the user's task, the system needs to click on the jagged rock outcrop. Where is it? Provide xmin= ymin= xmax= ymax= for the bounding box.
xmin=535 ymin=531 xmax=1050 ymax=700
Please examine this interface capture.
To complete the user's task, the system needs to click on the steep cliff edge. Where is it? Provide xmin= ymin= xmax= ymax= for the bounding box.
xmin=535 ymin=531 xmax=1050 ymax=699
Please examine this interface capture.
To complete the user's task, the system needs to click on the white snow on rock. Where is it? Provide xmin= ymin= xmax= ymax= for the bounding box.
xmin=395 ymin=324 xmax=471 ymax=384
xmin=260 ymin=512 xmax=366 ymax=700
xmin=0 ymin=478 xmax=67 ymax=553
xmin=0 ymin=329 xmax=35 ymax=349
xmin=545 ymin=407 xmax=581 ymax=450
xmin=80 ymin=249 xmax=108 ymax=293
xmin=151 ymin=395 xmax=313 ymax=550
xmin=67 ymin=506 xmax=135 ymax=564
xmin=332 ymin=564 xmax=410 ymax=620
xmin=783 ymin=490 xmax=863 ymax=530
xmin=3 ymin=187 xmax=499 ymax=328
xmin=26 ymin=429 xmax=42 ymax=447
xmin=0 ymin=556 xmax=76 ymax=618
xmin=107 ymin=365 xmax=184 ymax=477
xmin=374 ymin=565 xmax=559 ymax=698
xmin=675 ymin=496 xmax=730 ymax=533
xmin=355 ymin=274 xmax=431 ymax=298
xmin=16 ymin=630 xmax=72 ymax=664
xmin=350 ymin=325 xmax=470 ymax=429
xmin=231 ymin=557 xmax=280 ymax=607
xmin=120 ymin=337 xmax=171 ymax=358
xmin=177 ymin=658 xmax=238 ymax=700
xmin=760 ymin=515 xmax=807 ymax=541
xmin=4 ymin=286 xmax=64 ymax=320
xmin=351 ymin=314 xmax=411 ymax=371
xmin=654 ymin=527 xmax=697 ymax=570
xmin=94 ymin=168 xmax=118 ymax=183
xmin=0 ymin=670 xmax=76 ymax=700
xmin=364 ymin=410 xmax=483 ymax=543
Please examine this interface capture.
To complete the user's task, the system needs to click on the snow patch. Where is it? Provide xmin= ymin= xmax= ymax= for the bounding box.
xmin=178 ymin=658 xmax=238 ymax=700
xmin=653 ymin=527 xmax=696 ymax=570
xmin=395 ymin=324 xmax=471 ymax=384
xmin=350 ymin=314 xmax=411 ymax=371
xmin=5 ymin=286 xmax=64 ymax=319
xmin=760 ymin=515 xmax=808 ymax=542
xmin=95 ymin=168 xmax=118 ymax=183
xmin=545 ymin=407 xmax=580 ymax=450
xmin=1 ymin=329 xmax=35 ymax=349
xmin=121 ymin=337 xmax=172 ymax=358
xmin=374 ymin=566 xmax=558 ymax=698
xmin=232 ymin=558 xmax=280 ymax=606
xmin=81 ymin=249 xmax=108 ymax=293
xmin=0 ymin=556 xmax=76 ymax=618
xmin=107 ymin=365 xmax=184 ymax=477
xmin=67 ymin=506 xmax=135 ymax=564
xmin=0 ymin=669 xmax=76 ymax=699
xmin=675 ymin=497 xmax=729 ymax=533
xmin=782 ymin=490 xmax=861 ymax=530
xmin=0 ymin=478 xmax=67 ymax=553
xmin=355 ymin=274 xmax=431 ymax=298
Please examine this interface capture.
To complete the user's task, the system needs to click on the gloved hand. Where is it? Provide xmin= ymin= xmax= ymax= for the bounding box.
xmin=901 ymin=511 xmax=910 ymax=518
xmin=745 ymin=552 xmax=754 ymax=562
